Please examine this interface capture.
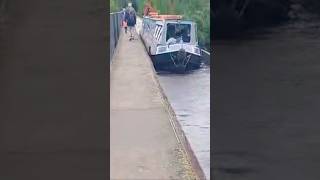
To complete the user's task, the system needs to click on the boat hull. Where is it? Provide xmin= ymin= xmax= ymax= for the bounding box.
xmin=151 ymin=51 xmax=201 ymax=73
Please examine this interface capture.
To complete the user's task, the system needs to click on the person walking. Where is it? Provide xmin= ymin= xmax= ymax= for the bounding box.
xmin=144 ymin=0 xmax=157 ymax=16
xmin=121 ymin=8 xmax=128 ymax=34
xmin=125 ymin=2 xmax=136 ymax=41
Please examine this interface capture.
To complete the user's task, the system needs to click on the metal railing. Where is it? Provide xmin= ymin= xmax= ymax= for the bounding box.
xmin=201 ymin=49 xmax=211 ymax=65
xmin=110 ymin=12 xmax=122 ymax=61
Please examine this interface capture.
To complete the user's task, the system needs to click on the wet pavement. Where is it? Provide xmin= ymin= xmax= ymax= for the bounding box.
xmin=157 ymin=65 xmax=210 ymax=179
xmin=110 ymin=29 xmax=196 ymax=179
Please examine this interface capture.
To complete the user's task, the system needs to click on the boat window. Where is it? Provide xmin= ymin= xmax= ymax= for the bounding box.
xmin=154 ymin=25 xmax=163 ymax=41
xmin=166 ymin=23 xmax=191 ymax=44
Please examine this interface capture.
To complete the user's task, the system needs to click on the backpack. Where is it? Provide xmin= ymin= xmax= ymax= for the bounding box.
xmin=128 ymin=9 xmax=135 ymax=25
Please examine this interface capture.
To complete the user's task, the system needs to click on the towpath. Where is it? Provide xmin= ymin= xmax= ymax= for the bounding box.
xmin=110 ymin=23 xmax=197 ymax=179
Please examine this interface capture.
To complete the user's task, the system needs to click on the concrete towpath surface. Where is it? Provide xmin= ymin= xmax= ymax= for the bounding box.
xmin=110 ymin=28 xmax=197 ymax=179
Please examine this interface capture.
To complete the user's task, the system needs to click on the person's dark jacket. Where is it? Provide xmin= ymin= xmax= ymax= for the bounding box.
xmin=125 ymin=8 xmax=136 ymax=27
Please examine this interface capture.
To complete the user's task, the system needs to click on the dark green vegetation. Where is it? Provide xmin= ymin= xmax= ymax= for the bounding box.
xmin=213 ymin=0 xmax=290 ymax=38
xmin=111 ymin=0 xmax=210 ymax=50
xmin=297 ymin=0 xmax=320 ymax=13
xmin=213 ymin=0 xmax=320 ymax=38
xmin=139 ymin=0 xmax=210 ymax=50
xmin=110 ymin=0 xmax=138 ymax=12
xmin=111 ymin=0 xmax=320 ymax=43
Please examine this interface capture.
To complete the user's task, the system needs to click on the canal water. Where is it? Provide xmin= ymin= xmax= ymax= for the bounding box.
xmin=135 ymin=17 xmax=211 ymax=178
xmin=157 ymin=65 xmax=210 ymax=179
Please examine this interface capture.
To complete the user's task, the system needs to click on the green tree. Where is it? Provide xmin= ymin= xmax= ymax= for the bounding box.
xmin=136 ymin=0 xmax=210 ymax=50
xmin=110 ymin=0 xmax=119 ymax=12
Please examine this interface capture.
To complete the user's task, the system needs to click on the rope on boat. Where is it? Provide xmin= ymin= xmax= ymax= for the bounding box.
xmin=170 ymin=52 xmax=179 ymax=67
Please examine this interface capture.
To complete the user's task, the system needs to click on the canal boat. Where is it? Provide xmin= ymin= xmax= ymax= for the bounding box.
xmin=140 ymin=12 xmax=202 ymax=73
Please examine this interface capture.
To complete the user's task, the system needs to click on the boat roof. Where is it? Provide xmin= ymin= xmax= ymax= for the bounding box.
xmin=147 ymin=12 xmax=183 ymax=21
xmin=144 ymin=16 xmax=194 ymax=24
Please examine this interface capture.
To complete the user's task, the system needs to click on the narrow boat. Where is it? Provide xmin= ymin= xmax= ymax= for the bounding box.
xmin=140 ymin=12 xmax=202 ymax=73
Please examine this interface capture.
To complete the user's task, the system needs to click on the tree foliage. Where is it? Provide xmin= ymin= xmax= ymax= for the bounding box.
xmin=110 ymin=0 xmax=129 ymax=12
xmin=110 ymin=0 xmax=119 ymax=12
xmin=212 ymin=0 xmax=291 ymax=38
xmin=136 ymin=0 xmax=210 ymax=50
xmin=296 ymin=0 xmax=320 ymax=13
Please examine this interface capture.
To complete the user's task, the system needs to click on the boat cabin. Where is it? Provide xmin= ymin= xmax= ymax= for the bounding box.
xmin=140 ymin=14 xmax=199 ymax=56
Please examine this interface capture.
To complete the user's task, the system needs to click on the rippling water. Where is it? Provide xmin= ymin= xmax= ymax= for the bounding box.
xmin=157 ymin=65 xmax=210 ymax=179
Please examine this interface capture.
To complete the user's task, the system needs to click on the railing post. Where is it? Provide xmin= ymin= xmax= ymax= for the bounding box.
xmin=114 ymin=14 xmax=117 ymax=46
xmin=115 ymin=13 xmax=118 ymax=41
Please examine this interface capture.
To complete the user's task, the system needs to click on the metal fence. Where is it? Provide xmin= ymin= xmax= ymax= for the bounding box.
xmin=110 ymin=12 xmax=122 ymax=61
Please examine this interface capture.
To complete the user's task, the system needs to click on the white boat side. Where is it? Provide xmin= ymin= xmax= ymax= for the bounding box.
xmin=140 ymin=16 xmax=201 ymax=57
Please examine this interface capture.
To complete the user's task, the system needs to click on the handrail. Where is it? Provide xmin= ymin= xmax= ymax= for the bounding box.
xmin=110 ymin=11 xmax=122 ymax=15
xmin=201 ymin=49 xmax=210 ymax=55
